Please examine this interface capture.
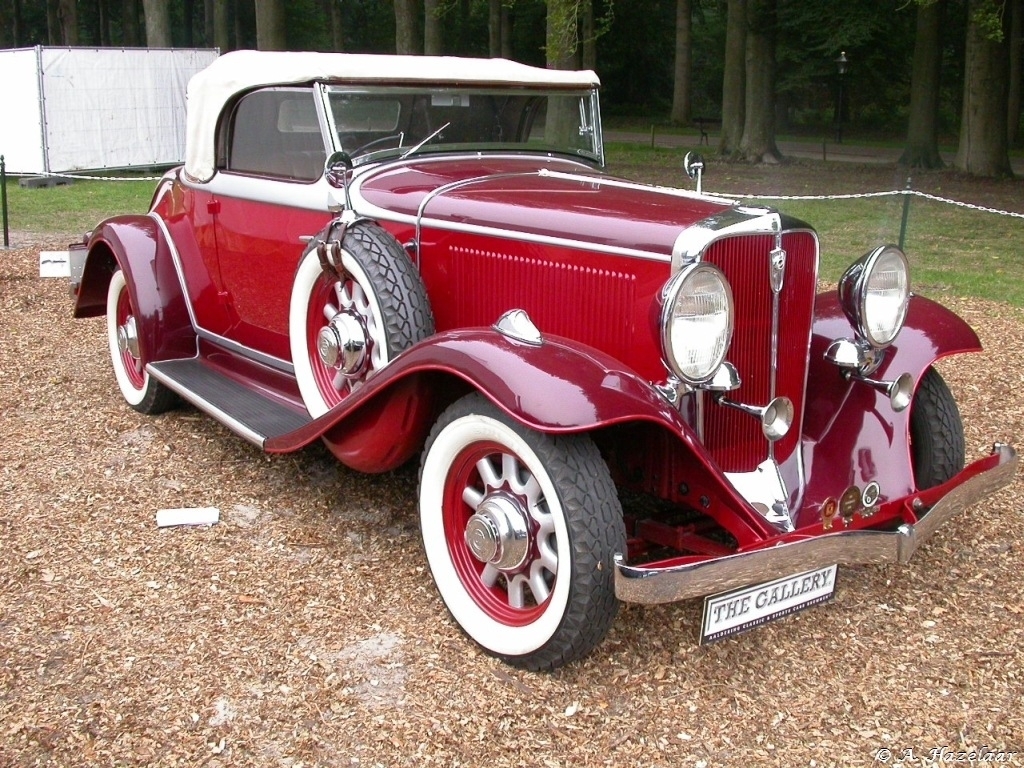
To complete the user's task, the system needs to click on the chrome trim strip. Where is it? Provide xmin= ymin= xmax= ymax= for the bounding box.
xmin=413 ymin=170 xmax=544 ymax=249
xmin=186 ymin=157 xmax=677 ymax=263
xmin=615 ymin=444 xmax=1017 ymax=604
xmin=148 ymin=212 xmax=200 ymax=330
xmin=349 ymin=156 xmax=681 ymax=262
xmin=417 ymin=217 xmax=671 ymax=262
xmin=670 ymin=207 xmax=780 ymax=273
xmin=537 ymin=168 xmax=737 ymax=206
xmin=189 ymin=172 xmax=334 ymax=211
xmin=195 ymin=328 xmax=295 ymax=375
xmin=768 ymin=226 xmax=783 ymax=465
xmin=146 ymin=361 xmax=266 ymax=447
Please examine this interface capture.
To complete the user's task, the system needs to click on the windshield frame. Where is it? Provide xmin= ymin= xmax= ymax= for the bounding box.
xmin=316 ymin=83 xmax=605 ymax=168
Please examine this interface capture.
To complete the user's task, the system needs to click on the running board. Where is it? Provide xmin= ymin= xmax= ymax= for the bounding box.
xmin=148 ymin=358 xmax=312 ymax=447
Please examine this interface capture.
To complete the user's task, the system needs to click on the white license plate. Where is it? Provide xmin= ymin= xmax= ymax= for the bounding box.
xmin=700 ymin=564 xmax=838 ymax=644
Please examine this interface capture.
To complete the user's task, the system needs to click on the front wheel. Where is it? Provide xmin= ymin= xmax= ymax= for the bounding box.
xmin=419 ymin=394 xmax=625 ymax=671
xmin=106 ymin=269 xmax=177 ymax=414
xmin=909 ymin=366 xmax=965 ymax=490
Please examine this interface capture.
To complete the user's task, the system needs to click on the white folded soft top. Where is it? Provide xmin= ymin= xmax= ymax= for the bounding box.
xmin=184 ymin=49 xmax=601 ymax=182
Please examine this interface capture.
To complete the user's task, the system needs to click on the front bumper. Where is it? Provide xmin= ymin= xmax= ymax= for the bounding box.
xmin=615 ymin=444 xmax=1017 ymax=605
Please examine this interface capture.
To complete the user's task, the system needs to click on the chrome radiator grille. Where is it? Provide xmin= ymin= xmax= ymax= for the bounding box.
xmin=701 ymin=232 xmax=818 ymax=473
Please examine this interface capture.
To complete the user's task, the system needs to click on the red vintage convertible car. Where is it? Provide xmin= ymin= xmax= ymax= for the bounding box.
xmin=70 ymin=50 xmax=1015 ymax=670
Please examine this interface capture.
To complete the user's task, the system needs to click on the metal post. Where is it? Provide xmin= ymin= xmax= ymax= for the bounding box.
xmin=898 ymin=176 xmax=912 ymax=250
xmin=834 ymin=52 xmax=849 ymax=145
xmin=1 ymin=155 xmax=9 ymax=249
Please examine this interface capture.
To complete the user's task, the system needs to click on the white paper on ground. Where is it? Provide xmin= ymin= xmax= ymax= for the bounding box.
xmin=39 ymin=251 xmax=71 ymax=277
xmin=156 ymin=507 xmax=220 ymax=528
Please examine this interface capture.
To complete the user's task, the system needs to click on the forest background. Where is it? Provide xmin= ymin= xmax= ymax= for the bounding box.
xmin=0 ymin=0 xmax=1022 ymax=178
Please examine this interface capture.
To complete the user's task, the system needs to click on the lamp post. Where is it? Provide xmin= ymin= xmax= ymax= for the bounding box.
xmin=835 ymin=51 xmax=849 ymax=144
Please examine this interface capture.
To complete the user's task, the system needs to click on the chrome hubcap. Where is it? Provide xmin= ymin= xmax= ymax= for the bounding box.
xmin=117 ymin=316 xmax=140 ymax=359
xmin=317 ymin=312 xmax=368 ymax=375
xmin=465 ymin=494 xmax=530 ymax=571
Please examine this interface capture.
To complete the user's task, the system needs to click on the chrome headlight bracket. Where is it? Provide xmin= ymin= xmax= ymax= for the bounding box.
xmin=660 ymin=263 xmax=735 ymax=385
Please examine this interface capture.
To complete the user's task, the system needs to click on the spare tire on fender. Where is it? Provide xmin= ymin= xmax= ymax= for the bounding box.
xmin=289 ymin=220 xmax=434 ymax=418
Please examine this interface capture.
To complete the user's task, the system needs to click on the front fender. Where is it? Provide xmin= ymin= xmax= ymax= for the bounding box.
xmin=805 ymin=293 xmax=981 ymax=440
xmin=270 ymin=328 xmax=693 ymax=450
xmin=267 ymin=328 xmax=779 ymax=539
xmin=73 ymin=215 xmax=196 ymax=365
xmin=799 ymin=293 xmax=981 ymax=518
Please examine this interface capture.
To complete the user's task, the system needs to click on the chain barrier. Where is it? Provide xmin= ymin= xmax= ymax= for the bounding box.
xmin=11 ymin=168 xmax=1024 ymax=220
xmin=720 ymin=188 xmax=1024 ymax=220
xmin=16 ymin=170 xmax=165 ymax=182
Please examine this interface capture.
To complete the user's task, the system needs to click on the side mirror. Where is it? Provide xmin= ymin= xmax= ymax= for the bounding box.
xmin=324 ymin=150 xmax=354 ymax=212
xmin=683 ymin=151 xmax=705 ymax=194
xmin=324 ymin=150 xmax=353 ymax=189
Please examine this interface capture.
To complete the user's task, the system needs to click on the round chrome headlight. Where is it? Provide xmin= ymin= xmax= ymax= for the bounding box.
xmin=661 ymin=263 xmax=734 ymax=384
xmin=839 ymin=245 xmax=910 ymax=348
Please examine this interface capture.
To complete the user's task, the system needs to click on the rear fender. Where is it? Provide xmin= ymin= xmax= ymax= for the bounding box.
xmin=73 ymin=215 xmax=196 ymax=364
xmin=268 ymin=328 xmax=779 ymax=540
xmin=800 ymin=293 xmax=981 ymax=516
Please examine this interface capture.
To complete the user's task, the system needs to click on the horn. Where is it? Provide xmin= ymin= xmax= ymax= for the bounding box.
xmin=848 ymin=371 xmax=913 ymax=412
xmin=715 ymin=395 xmax=794 ymax=441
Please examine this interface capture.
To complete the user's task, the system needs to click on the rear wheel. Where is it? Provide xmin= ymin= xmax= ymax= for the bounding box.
xmin=909 ymin=366 xmax=965 ymax=489
xmin=106 ymin=269 xmax=177 ymax=414
xmin=419 ymin=393 xmax=625 ymax=671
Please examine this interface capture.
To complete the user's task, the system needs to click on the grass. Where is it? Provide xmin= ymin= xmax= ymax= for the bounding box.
xmin=605 ymin=142 xmax=1024 ymax=307
xmin=781 ymin=197 xmax=1024 ymax=305
xmin=2 ymin=176 xmax=156 ymax=237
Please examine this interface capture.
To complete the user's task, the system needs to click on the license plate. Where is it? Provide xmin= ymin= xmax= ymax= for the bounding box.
xmin=699 ymin=564 xmax=838 ymax=644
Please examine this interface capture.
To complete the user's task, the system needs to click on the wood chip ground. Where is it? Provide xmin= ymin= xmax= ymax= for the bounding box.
xmin=2 ymin=177 xmax=1022 ymax=766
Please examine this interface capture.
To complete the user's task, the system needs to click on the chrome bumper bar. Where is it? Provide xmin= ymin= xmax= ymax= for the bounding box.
xmin=615 ymin=444 xmax=1017 ymax=605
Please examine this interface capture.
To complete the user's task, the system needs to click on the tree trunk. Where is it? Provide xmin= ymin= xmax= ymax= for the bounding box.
xmin=955 ymin=0 xmax=1013 ymax=177
xmin=46 ymin=0 xmax=58 ymax=45
xmin=14 ymin=0 xmax=24 ymax=47
xmin=122 ymin=0 xmax=140 ymax=46
xmin=545 ymin=0 xmax=578 ymax=146
xmin=738 ymin=0 xmax=781 ymax=163
xmin=58 ymin=0 xmax=78 ymax=44
xmin=204 ymin=0 xmax=214 ymax=46
xmin=97 ymin=0 xmax=110 ymax=46
xmin=325 ymin=0 xmax=343 ymax=51
xmin=142 ymin=0 xmax=172 ymax=46
xmin=234 ymin=0 xmax=250 ymax=50
xmin=0 ymin=2 xmax=10 ymax=47
xmin=546 ymin=0 xmax=577 ymax=69
xmin=488 ymin=0 xmax=501 ymax=57
xmin=719 ymin=0 xmax=746 ymax=155
xmin=670 ymin=0 xmax=692 ymax=125
xmin=581 ymin=0 xmax=595 ymax=71
xmin=395 ymin=0 xmax=421 ymax=54
xmin=501 ymin=3 xmax=512 ymax=59
xmin=1009 ymin=0 xmax=1022 ymax=147
xmin=425 ymin=0 xmax=443 ymax=55
xmin=254 ymin=0 xmax=287 ymax=50
xmin=214 ymin=0 xmax=231 ymax=52
xmin=900 ymin=0 xmax=945 ymax=167
xmin=183 ymin=0 xmax=195 ymax=46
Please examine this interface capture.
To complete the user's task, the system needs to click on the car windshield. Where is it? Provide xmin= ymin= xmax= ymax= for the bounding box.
xmin=322 ymin=85 xmax=604 ymax=166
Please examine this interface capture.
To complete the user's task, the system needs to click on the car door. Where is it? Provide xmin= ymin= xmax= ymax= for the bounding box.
xmin=208 ymin=87 xmax=334 ymax=362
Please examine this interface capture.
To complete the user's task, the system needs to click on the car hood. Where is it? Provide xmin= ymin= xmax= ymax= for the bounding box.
xmin=353 ymin=156 xmax=735 ymax=257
